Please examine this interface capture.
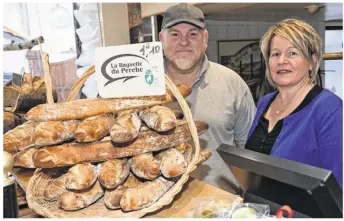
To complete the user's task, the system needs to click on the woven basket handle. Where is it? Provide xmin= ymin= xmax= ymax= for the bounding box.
xmin=66 ymin=65 xmax=95 ymax=102
xmin=38 ymin=39 xmax=54 ymax=105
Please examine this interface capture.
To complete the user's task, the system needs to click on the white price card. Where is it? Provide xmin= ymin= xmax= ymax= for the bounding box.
xmin=94 ymin=42 xmax=166 ymax=98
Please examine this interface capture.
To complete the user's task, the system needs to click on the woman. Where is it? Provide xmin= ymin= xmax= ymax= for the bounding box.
xmin=245 ymin=18 xmax=343 ymax=188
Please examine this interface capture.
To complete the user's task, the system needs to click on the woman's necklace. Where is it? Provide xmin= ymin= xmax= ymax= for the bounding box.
xmin=274 ymin=84 xmax=309 ymax=115
xmin=275 ymin=107 xmax=286 ymax=114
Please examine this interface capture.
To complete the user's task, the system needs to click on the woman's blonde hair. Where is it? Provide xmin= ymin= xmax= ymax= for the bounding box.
xmin=260 ymin=18 xmax=323 ymax=87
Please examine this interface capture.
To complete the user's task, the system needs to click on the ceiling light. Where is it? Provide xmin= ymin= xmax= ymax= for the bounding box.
xmin=304 ymin=4 xmax=325 ymax=14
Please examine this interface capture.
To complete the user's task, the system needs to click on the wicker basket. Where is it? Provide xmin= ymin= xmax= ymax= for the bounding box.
xmin=26 ymin=66 xmax=203 ymax=218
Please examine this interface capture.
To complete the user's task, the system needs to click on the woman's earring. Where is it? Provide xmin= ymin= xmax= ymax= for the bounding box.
xmin=309 ymin=69 xmax=312 ymax=78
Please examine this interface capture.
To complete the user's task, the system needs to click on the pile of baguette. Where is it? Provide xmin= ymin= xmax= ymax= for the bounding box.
xmin=6 ymin=85 xmax=211 ymax=213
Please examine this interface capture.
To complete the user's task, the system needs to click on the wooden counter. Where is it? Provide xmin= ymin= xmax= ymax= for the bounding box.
xmin=11 ymin=168 xmax=242 ymax=218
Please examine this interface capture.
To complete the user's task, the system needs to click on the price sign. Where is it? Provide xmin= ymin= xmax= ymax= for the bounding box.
xmin=94 ymin=42 xmax=166 ymax=98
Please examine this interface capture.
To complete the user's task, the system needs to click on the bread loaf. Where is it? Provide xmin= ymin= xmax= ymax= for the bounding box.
xmin=104 ymin=186 xmax=127 ymax=210
xmin=120 ymin=176 xmax=174 ymax=211
xmin=182 ymin=143 xmax=193 ymax=165
xmin=33 ymin=120 xmax=80 ymax=146
xmin=139 ymin=125 xmax=150 ymax=132
xmin=59 ymin=181 xmax=104 ymax=211
xmin=110 ymin=112 xmax=141 ymax=143
xmin=13 ymin=147 xmax=37 ymax=168
xmin=75 ymin=114 xmax=115 ymax=142
xmin=117 ymin=109 xmax=136 ymax=117
xmin=65 ymin=163 xmax=98 ymax=190
xmin=122 ymin=172 xmax=143 ymax=188
xmin=104 ymin=173 xmax=142 ymax=210
xmin=171 ymin=108 xmax=184 ymax=119
xmin=174 ymin=143 xmax=189 ymax=154
xmin=98 ymin=159 xmax=130 ymax=189
xmin=199 ymin=152 xmax=212 ymax=164
xmin=32 ymin=120 xmax=209 ymax=168
xmin=4 ymin=121 xmax=37 ymax=154
xmin=25 ymin=85 xmax=191 ymax=122
xmin=43 ymin=174 xmax=67 ymax=201
xmin=139 ymin=106 xmax=176 ymax=132
xmin=156 ymin=148 xmax=187 ymax=178
xmin=129 ymin=152 xmax=161 ymax=180
xmin=181 ymin=144 xmax=211 ymax=166
xmin=3 ymin=111 xmax=22 ymax=134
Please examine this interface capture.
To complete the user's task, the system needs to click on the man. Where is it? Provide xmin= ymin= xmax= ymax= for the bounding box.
xmin=159 ymin=3 xmax=256 ymax=193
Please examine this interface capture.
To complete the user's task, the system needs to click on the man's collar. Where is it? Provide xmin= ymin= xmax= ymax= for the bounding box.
xmin=163 ymin=55 xmax=210 ymax=86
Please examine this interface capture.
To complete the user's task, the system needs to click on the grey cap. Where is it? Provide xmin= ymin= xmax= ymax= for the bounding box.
xmin=161 ymin=3 xmax=205 ymax=29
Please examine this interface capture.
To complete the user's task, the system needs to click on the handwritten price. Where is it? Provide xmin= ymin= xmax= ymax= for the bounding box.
xmin=139 ymin=43 xmax=161 ymax=58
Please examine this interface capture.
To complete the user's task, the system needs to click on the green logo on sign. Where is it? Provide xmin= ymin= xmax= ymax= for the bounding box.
xmin=145 ymin=70 xmax=153 ymax=85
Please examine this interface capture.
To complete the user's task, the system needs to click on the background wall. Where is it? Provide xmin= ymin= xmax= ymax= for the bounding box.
xmin=205 ymin=20 xmax=325 ymax=64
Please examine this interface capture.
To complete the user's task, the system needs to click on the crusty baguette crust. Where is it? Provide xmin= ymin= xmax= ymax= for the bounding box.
xmin=25 ymin=85 xmax=191 ymax=122
xmin=4 ymin=121 xmax=38 ymax=154
xmin=75 ymin=114 xmax=115 ymax=142
xmin=104 ymin=186 xmax=127 ymax=210
xmin=104 ymin=173 xmax=142 ymax=210
xmin=98 ymin=159 xmax=130 ymax=189
xmin=43 ymin=174 xmax=67 ymax=201
xmin=122 ymin=173 xmax=143 ymax=188
xmin=139 ymin=106 xmax=176 ymax=132
xmin=174 ymin=143 xmax=189 ymax=154
xmin=171 ymin=108 xmax=184 ymax=119
xmin=129 ymin=152 xmax=161 ymax=180
xmin=33 ymin=120 xmax=80 ymax=146
xmin=32 ymin=121 xmax=208 ymax=168
xmin=65 ymin=163 xmax=98 ymax=190
xmin=110 ymin=112 xmax=141 ymax=143
xmin=13 ymin=147 xmax=37 ymax=168
xmin=182 ymin=143 xmax=193 ymax=165
xmin=120 ymin=176 xmax=174 ymax=211
xmin=59 ymin=181 xmax=104 ymax=211
xmin=156 ymin=148 xmax=187 ymax=178
xmin=199 ymin=151 xmax=212 ymax=164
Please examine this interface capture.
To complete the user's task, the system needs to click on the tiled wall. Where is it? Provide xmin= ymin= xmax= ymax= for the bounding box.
xmin=205 ymin=20 xmax=326 ymax=64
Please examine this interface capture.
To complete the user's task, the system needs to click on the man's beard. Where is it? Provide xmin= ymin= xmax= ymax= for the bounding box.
xmin=174 ymin=58 xmax=195 ymax=70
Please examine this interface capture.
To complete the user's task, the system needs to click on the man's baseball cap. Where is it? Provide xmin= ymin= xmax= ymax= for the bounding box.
xmin=161 ymin=3 xmax=205 ymax=29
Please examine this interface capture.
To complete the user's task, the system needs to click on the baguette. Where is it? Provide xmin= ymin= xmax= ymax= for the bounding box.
xmin=120 ymin=176 xmax=174 ymax=211
xmin=129 ymin=152 xmax=161 ymax=180
xmin=104 ymin=173 xmax=142 ymax=209
xmin=65 ymin=163 xmax=98 ymax=191
xmin=139 ymin=119 xmax=186 ymax=132
xmin=110 ymin=112 xmax=141 ymax=143
xmin=4 ymin=121 xmax=38 ymax=154
xmin=174 ymin=143 xmax=189 ymax=154
xmin=59 ymin=181 xmax=104 ymax=211
xmin=32 ymin=120 xmax=209 ymax=168
xmin=25 ymin=85 xmax=191 ymax=122
xmin=75 ymin=114 xmax=115 ymax=142
xmin=117 ymin=109 xmax=136 ymax=117
xmin=199 ymin=152 xmax=212 ymax=164
xmin=33 ymin=120 xmax=80 ymax=146
xmin=43 ymin=173 xmax=67 ymax=201
xmin=139 ymin=106 xmax=176 ymax=132
xmin=4 ymin=111 xmax=22 ymax=134
xmin=104 ymin=186 xmax=127 ymax=210
xmin=98 ymin=159 xmax=130 ymax=189
xmin=13 ymin=147 xmax=37 ymax=168
xmin=156 ymin=148 xmax=187 ymax=178
xmin=122 ymin=173 xmax=143 ymax=188
xmin=172 ymin=108 xmax=184 ymax=119
xmin=182 ymin=143 xmax=193 ymax=165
